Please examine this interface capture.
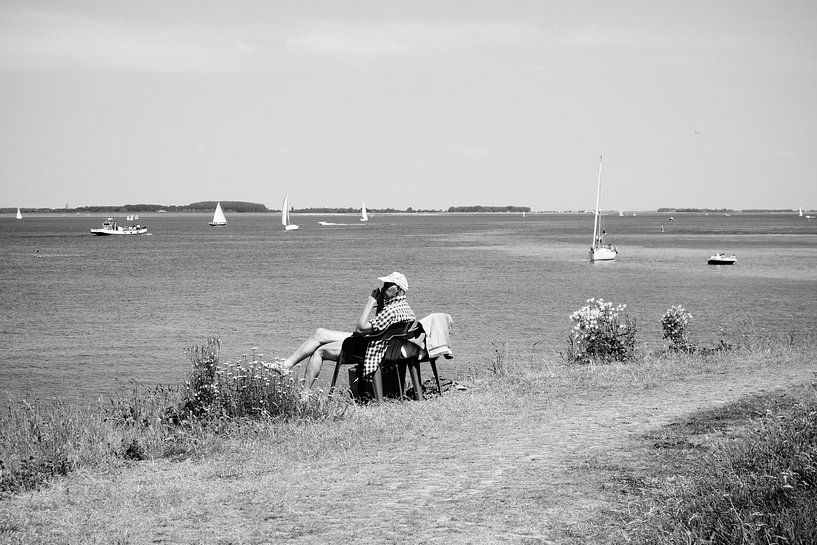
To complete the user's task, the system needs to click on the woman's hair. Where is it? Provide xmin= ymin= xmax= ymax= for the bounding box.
xmin=377 ymin=282 xmax=402 ymax=313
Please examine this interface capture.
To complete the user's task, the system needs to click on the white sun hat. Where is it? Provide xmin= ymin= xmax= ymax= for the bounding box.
xmin=377 ymin=271 xmax=408 ymax=292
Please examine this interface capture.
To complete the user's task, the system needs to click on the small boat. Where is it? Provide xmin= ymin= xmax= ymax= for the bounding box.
xmin=799 ymin=207 xmax=804 ymax=217
xmin=282 ymin=194 xmax=299 ymax=231
xmin=589 ymin=155 xmax=617 ymax=262
xmin=16 ymin=208 xmax=22 ymax=219
xmin=522 ymin=211 xmax=527 ymax=218
xmin=90 ymin=218 xmax=148 ymax=236
xmin=707 ymin=252 xmax=737 ymax=265
xmin=209 ymin=202 xmax=227 ymax=226
xmin=360 ymin=202 xmax=368 ymax=222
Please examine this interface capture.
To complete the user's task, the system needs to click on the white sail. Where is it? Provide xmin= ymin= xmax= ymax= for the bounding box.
xmin=360 ymin=202 xmax=368 ymax=222
xmin=282 ymin=194 xmax=299 ymax=230
xmin=589 ymin=155 xmax=617 ymax=262
xmin=16 ymin=208 xmax=22 ymax=219
xmin=799 ymin=207 xmax=804 ymax=217
xmin=209 ymin=202 xmax=227 ymax=226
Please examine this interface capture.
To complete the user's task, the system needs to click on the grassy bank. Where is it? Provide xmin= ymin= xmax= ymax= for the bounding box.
xmin=1 ymin=336 xmax=815 ymax=543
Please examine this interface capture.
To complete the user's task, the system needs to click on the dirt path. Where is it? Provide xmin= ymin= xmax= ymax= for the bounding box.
xmin=233 ymin=359 xmax=815 ymax=544
xmin=2 ymin=357 xmax=814 ymax=544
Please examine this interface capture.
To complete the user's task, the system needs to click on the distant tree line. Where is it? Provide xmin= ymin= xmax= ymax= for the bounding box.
xmin=657 ymin=207 xmax=735 ymax=213
xmin=293 ymin=206 xmax=444 ymax=213
xmin=447 ymin=205 xmax=531 ymax=213
xmin=186 ymin=201 xmax=268 ymax=213
xmin=5 ymin=202 xmax=270 ymax=214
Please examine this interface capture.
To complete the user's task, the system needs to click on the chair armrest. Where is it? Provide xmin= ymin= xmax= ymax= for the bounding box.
xmin=350 ymin=320 xmax=418 ymax=342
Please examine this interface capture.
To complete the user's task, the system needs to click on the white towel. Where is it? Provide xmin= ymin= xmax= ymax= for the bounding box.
xmin=419 ymin=313 xmax=453 ymax=359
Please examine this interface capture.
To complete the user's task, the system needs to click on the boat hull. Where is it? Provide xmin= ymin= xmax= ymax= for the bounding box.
xmin=590 ymin=247 xmax=617 ymax=262
xmin=707 ymin=257 xmax=736 ymax=265
xmin=90 ymin=227 xmax=148 ymax=236
xmin=208 ymin=221 xmax=226 ymax=227
xmin=284 ymin=225 xmax=299 ymax=231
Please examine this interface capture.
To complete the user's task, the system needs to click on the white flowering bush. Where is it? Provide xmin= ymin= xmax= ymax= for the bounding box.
xmin=181 ymin=340 xmax=345 ymax=421
xmin=661 ymin=305 xmax=693 ymax=351
xmin=565 ymin=298 xmax=637 ymax=363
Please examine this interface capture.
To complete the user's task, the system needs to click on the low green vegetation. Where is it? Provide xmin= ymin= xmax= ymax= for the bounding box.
xmin=0 ymin=338 xmax=346 ymax=495
xmin=624 ymin=381 xmax=817 ymax=544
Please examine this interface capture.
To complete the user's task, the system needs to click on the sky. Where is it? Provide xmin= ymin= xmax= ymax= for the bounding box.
xmin=1 ymin=1 xmax=816 ymax=211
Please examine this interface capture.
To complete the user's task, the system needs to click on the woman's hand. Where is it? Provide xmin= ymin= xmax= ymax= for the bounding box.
xmin=370 ymin=288 xmax=381 ymax=301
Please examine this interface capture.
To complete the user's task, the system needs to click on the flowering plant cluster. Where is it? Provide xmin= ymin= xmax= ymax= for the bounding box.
xmin=181 ymin=340 xmax=342 ymax=421
xmin=565 ymin=298 xmax=637 ymax=363
xmin=661 ymin=305 xmax=693 ymax=351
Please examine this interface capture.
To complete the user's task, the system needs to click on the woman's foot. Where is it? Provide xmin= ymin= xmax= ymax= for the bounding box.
xmin=264 ymin=357 xmax=290 ymax=375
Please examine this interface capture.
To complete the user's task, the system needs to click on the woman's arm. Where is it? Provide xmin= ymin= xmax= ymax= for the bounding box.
xmin=354 ymin=290 xmax=379 ymax=334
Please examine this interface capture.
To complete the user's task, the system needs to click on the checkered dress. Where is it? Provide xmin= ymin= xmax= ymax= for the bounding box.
xmin=363 ymin=295 xmax=415 ymax=375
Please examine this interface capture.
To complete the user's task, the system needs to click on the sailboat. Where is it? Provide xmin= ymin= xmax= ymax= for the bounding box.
xmin=360 ymin=202 xmax=368 ymax=222
xmin=799 ymin=207 xmax=804 ymax=217
xmin=589 ymin=155 xmax=617 ymax=262
xmin=209 ymin=202 xmax=227 ymax=226
xmin=16 ymin=208 xmax=22 ymax=220
xmin=281 ymin=194 xmax=299 ymax=231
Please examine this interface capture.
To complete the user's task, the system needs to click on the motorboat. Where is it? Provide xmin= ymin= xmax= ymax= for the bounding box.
xmin=90 ymin=218 xmax=148 ymax=236
xmin=707 ymin=252 xmax=737 ymax=265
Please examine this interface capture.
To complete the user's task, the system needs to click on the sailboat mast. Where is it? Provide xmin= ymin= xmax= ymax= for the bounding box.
xmin=592 ymin=155 xmax=603 ymax=247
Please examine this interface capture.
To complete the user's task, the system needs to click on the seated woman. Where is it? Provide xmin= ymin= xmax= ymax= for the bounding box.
xmin=266 ymin=272 xmax=415 ymax=401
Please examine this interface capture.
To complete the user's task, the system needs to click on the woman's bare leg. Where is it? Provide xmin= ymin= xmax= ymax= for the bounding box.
xmin=280 ymin=328 xmax=349 ymax=372
xmin=301 ymin=339 xmax=344 ymax=397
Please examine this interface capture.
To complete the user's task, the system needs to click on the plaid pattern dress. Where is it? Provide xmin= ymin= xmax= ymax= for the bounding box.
xmin=363 ymin=295 xmax=415 ymax=375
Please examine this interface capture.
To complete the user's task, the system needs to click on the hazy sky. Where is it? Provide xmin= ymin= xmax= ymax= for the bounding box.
xmin=1 ymin=1 xmax=815 ymax=211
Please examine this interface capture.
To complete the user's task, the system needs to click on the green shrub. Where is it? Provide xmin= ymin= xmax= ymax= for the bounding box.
xmin=564 ymin=298 xmax=637 ymax=364
xmin=180 ymin=341 xmax=347 ymax=422
xmin=661 ymin=305 xmax=693 ymax=351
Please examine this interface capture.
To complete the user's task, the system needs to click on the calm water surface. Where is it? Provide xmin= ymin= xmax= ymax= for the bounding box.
xmin=1 ymin=212 xmax=815 ymax=400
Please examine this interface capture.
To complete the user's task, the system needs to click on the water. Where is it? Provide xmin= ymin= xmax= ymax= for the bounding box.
xmin=2 ymin=212 xmax=816 ymax=400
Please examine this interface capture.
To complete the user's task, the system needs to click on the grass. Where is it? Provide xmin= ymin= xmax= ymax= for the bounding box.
xmin=621 ymin=383 xmax=817 ymax=544
xmin=0 ymin=334 xmax=815 ymax=543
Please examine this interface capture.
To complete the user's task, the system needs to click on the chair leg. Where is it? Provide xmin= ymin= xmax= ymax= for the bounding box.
xmin=407 ymin=360 xmax=423 ymax=401
xmin=429 ymin=358 xmax=442 ymax=397
xmin=372 ymin=367 xmax=384 ymax=403
xmin=329 ymin=360 xmax=342 ymax=397
xmin=395 ymin=363 xmax=405 ymax=400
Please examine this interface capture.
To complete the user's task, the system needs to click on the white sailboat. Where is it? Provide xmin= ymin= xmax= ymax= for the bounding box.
xmin=799 ymin=207 xmax=804 ymax=217
xmin=16 ymin=208 xmax=22 ymax=220
xmin=282 ymin=195 xmax=299 ymax=231
xmin=360 ymin=202 xmax=368 ymax=222
xmin=589 ymin=155 xmax=617 ymax=262
xmin=209 ymin=202 xmax=227 ymax=226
